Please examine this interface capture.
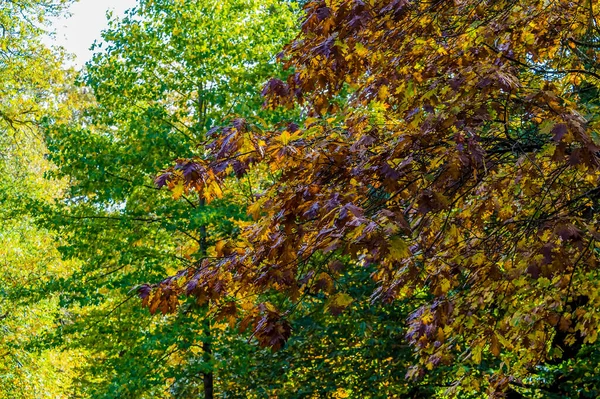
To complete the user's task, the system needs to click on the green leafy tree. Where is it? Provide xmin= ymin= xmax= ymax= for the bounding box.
xmin=0 ymin=1 xmax=82 ymax=398
xmin=42 ymin=0 xmax=298 ymax=397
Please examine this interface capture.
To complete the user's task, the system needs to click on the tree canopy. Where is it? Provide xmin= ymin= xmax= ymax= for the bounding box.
xmin=149 ymin=0 xmax=600 ymax=396
xmin=2 ymin=0 xmax=600 ymax=397
xmin=0 ymin=1 xmax=82 ymax=397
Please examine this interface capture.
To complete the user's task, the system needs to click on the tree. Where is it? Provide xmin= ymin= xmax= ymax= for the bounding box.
xmin=0 ymin=1 xmax=82 ymax=397
xmin=213 ymin=263 xmax=454 ymax=398
xmin=42 ymin=0 xmax=298 ymax=397
xmin=0 ymin=0 xmax=71 ymax=135
xmin=151 ymin=0 xmax=600 ymax=396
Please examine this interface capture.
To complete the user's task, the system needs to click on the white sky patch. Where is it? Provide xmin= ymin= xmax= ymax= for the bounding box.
xmin=45 ymin=0 xmax=138 ymax=68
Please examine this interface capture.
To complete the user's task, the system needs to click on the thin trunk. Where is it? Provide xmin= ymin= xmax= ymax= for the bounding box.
xmin=198 ymin=198 xmax=214 ymax=399
xmin=202 ymin=320 xmax=214 ymax=399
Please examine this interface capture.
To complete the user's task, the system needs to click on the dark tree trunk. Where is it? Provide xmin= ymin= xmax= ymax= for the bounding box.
xmin=199 ymin=198 xmax=214 ymax=399
xmin=203 ymin=322 xmax=214 ymax=399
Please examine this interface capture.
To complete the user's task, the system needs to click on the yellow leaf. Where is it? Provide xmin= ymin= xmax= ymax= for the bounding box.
xmin=439 ymin=279 xmax=451 ymax=294
xmin=378 ymin=85 xmax=389 ymax=100
xmin=331 ymin=292 xmax=353 ymax=308
xmin=586 ymin=330 xmax=598 ymax=344
xmin=472 ymin=344 xmax=483 ymax=364
xmin=172 ymin=181 xmax=185 ymax=200
xmin=472 ymin=252 xmax=486 ymax=266
xmin=490 ymin=334 xmax=501 ymax=357
xmin=247 ymin=200 xmax=262 ymax=220
xmin=354 ymin=42 xmax=369 ymax=57
xmin=215 ymin=240 xmax=226 ymax=257
xmin=209 ymin=180 xmax=223 ymax=200
xmin=279 ymin=130 xmax=291 ymax=145
xmin=388 ymin=237 xmax=411 ymax=261
xmin=422 ymin=311 xmax=433 ymax=324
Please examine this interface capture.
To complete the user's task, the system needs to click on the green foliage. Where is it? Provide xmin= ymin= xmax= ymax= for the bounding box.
xmin=2 ymin=0 xmax=599 ymax=398
xmin=0 ymin=2 xmax=80 ymax=397
xmin=0 ymin=0 xmax=72 ymax=137
xmin=216 ymin=265 xmax=419 ymax=398
xmin=41 ymin=0 xmax=299 ymax=396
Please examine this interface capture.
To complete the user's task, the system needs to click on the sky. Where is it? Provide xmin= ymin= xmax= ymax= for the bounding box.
xmin=45 ymin=0 xmax=138 ymax=68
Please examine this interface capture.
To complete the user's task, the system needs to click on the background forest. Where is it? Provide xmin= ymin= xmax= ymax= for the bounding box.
xmin=2 ymin=0 xmax=600 ymax=398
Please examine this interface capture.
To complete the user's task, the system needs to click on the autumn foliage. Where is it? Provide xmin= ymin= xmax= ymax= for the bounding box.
xmin=144 ymin=0 xmax=600 ymax=395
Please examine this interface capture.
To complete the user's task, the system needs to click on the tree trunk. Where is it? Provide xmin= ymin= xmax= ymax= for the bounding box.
xmin=203 ymin=320 xmax=214 ymax=399
xmin=198 ymin=198 xmax=214 ymax=399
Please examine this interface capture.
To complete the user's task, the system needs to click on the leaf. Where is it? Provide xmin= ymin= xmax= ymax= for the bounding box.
xmin=388 ymin=236 xmax=411 ymax=261
xmin=551 ymin=123 xmax=568 ymax=141
xmin=328 ymin=292 xmax=353 ymax=316
xmin=332 ymin=292 xmax=353 ymax=307
xmin=490 ymin=334 xmax=501 ymax=357
xmin=172 ymin=181 xmax=185 ymax=200
xmin=247 ymin=200 xmax=263 ymax=220
xmin=472 ymin=344 xmax=483 ymax=365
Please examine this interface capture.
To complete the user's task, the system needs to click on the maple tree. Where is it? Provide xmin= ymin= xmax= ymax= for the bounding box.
xmin=149 ymin=0 xmax=600 ymax=396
